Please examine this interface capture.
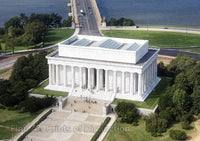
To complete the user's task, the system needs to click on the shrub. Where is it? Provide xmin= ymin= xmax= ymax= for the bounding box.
xmin=169 ymin=129 xmax=187 ymax=140
xmin=19 ymin=96 xmax=56 ymax=113
xmin=181 ymin=121 xmax=190 ymax=130
xmin=0 ymin=104 xmax=6 ymax=109
xmin=198 ymin=114 xmax=200 ymax=119
xmin=145 ymin=114 xmax=168 ymax=135
xmin=115 ymin=102 xmax=138 ymax=123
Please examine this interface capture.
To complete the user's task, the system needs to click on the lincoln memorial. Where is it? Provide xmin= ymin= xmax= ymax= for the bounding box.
xmin=45 ymin=35 xmax=160 ymax=102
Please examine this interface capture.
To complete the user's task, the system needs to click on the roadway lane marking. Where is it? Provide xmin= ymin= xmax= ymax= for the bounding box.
xmin=82 ymin=0 xmax=92 ymax=35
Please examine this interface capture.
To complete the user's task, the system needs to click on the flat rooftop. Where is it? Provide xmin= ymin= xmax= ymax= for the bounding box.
xmin=57 ymin=35 xmax=153 ymax=64
xmin=60 ymin=35 xmax=147 ymax=52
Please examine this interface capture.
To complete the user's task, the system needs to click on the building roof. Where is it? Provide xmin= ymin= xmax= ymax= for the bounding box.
xmin=60 ymin=35 xmax=145 ymax=52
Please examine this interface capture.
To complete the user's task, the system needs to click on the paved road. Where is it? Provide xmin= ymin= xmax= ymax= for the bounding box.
xmin=159 ymin=48 xmax=200 ymax=60
xmin=75 ymin=0 xmax=102 ymax=36
xmin=1 ymin=0 xmax=200 ymax=71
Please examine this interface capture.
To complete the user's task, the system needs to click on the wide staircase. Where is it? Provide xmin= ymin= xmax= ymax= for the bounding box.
xmin=63 ymin=96 xmax=111 ymax=115
xmin=69 ymin=88 xmax=116 ymax=101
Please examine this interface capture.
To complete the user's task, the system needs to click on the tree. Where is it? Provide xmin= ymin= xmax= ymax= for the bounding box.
xmin=108 ymin=18 xmax=117 ymax=26
xmin=145 ymin=114 xmax=168 ymax=136
xmin=167 ymin=54 xmax=197 ymax=76
xmin=19 ymin=13 xmax=28 ymax=27
xmin=0 ymin=28 xmax=5 ymax=35
xmin=0 ymin=80 xmax=13 ymax=96
xmin=158 ymin=88 xmax=174 ymax=111
xmin=50 ymin=13 xmax=62 ymax=27
xmin=24 ymin=21 xmax=46 ymax=44
xmin=62 ymin=17 xmax=72 ymax=27
xmin=0 ymin=42 xmax=2 ymax=54
xmin=7 ymin=26 xmax=24 ymax=37
xmin=5 ymin=37 xmax=17 ymax=53
xmin=172 ymin=89 xmax=192 ymax=112
xmin=191 ymin=86 xmax=200 ymax=114
xmin=115 ymin=102 xmax=139 ymax=123
xmin=4 ymin=16 xmax=22 ymax=32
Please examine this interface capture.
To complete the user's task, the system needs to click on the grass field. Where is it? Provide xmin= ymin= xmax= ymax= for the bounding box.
xmin=139 ymin=25 xmax=200 ymax=29
xmin=112 ymin=77 xmax=171 ymax=109
xmin=103 ymin=118 xmax=194 ymax=141
xmin=102 ymin=30 xmax=200 ymax=47
xmin=0 ymin=67 xmax=12 ymax=75
xmin=30 ymin=79 xmax=67 ymax=97
xmin=0 ymin=109 xmax=41 ymax=139
xmin=0 ymin=28 xmax=74 ymax=53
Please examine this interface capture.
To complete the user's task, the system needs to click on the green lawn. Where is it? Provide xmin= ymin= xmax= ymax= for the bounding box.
xmin=0 ymin=109 xmax=41 ymax=139
xmin=0 ymin=67 xmax=12 ymax=75
xmin=102 ymin=30 xmax=200 ymax=47
xmin=139 ymin=25 xmax=200 ymax=30
xmin=44 ymin=28 xmax=75 ymax=47
xmin=103 ymin=118 xmax=194 ymax=141
xmin=30 ymin=79 xmax=67 ymax=97
xmin=0 ymin=28 xmax=74 ymax=53
xmin=112 ymin=77 xmax=171 ymax=109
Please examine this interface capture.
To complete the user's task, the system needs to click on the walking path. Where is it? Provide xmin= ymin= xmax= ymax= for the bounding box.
xmin=12 ymin=108 xmax=51 ymax=141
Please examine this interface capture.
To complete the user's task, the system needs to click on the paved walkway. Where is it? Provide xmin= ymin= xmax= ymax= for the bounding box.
xmin=24 ymin=109 xmax=106 ymax=141
xmin=12 ymin=108 xmax=51 ymax=141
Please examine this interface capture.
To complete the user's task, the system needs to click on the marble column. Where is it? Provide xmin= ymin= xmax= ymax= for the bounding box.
xmin=79 ymin=67 xmax=82 ymax=89
xmin=71 ymin=66 xmax=74 ymax=88
xmin=56 ymin=65 xmax=59 ymax=86
xmin=134 ymin=73 xmax=137 ymax=93
xmin=88 ymin=68 xmax=91 ymax=89
xmin=130 ymin=73 xmax=134 ymax=94
xmin=96 ymin=69 xmax=100 ymax=90
xmin=113 ymin=71 xmax=117 ymax=93
xmin=138 ymin=73 xmax=143 ymax=95
xmin=105 ymin=70 xmax=108 ymax=92
xmin=122 ymin=72 xmax=125 ymax=94
xmin=64 ymin=65 xmax=67 ymax=87
xmin=49 ymin=64 xmax=52 ymax=85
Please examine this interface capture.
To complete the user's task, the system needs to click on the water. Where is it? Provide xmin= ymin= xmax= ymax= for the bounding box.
xmin=96 ymin=0 xmax=200 ymax=27
xmin=0 ymin=0 xmax=69 ymax=27
xmin=0 ymin=0 xmax=200 ymax=27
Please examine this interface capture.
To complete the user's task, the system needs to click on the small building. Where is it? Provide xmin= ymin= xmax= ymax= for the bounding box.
xmin=45 ymin=35 xmax=160 ymax=101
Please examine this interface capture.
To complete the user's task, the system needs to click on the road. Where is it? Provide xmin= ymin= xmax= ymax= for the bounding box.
xmin=159 ymin=48 xmax=200 ymax=60
xmin=75 ymin=0 xmax=102 ymax=36
xmin=1 ymin=0 xmax=200 ymax=71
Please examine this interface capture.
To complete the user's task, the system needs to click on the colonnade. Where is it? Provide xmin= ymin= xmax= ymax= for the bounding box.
xmin=48 ymin=59 xmax=157 ymax=95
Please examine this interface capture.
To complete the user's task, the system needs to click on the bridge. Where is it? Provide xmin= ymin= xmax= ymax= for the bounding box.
xmin=68 ymin=0 xmax=102 ymax=36
xmin=67 ymin=0 xmax=200 ymax=60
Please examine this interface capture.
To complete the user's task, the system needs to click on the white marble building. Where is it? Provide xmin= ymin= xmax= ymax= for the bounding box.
xmin=45 ymin=35 xmax=160 ymax=101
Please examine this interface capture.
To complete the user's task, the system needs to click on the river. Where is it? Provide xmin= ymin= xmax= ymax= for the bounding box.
xmin=96 ymin=0 xmax=200 ymax=27
xmin=0 ymin=0 xmax=68 ymax=27
xmin=0 ymin=0 xmax=200 ymax=27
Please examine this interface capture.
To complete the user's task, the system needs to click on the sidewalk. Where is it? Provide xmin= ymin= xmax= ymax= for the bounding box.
xmin=97 ymin=114 xmax=116 ymax=141
xmin=12 ymin=108 xmax=52 ymax=141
